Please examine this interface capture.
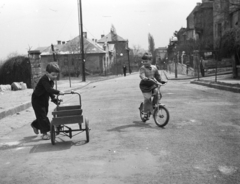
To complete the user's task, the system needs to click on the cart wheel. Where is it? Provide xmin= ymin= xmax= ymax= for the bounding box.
xmin=51 ymin=125 xmax=56 ymax=145
xmin=85 ymin=118 xmax=90 ymax=143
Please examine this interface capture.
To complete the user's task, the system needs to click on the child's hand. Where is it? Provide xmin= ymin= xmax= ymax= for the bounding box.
xmin=59 ymin=91 xmax=64 ymax=95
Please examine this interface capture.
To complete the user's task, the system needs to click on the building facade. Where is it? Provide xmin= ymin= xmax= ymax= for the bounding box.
xmin=98 ymin=31 xmax=130 ymax=74
xmin=34 ymin=33 xmax=114 ymax=78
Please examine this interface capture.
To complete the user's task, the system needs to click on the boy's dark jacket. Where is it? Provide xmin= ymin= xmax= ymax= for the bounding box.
xmin=33 ymin=74 xmax=60 ymax=102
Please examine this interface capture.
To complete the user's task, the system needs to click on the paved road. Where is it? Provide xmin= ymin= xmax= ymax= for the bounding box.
xmin=0 ymin=73 xmax=240 ymax=184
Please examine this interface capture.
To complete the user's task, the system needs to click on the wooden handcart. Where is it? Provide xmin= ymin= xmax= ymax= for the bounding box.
xmin=50 ymin=91 xmax=90 ymax=145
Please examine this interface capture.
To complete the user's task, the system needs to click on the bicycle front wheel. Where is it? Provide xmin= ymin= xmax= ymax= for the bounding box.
xmin=153 ymin=105 xmax=169 ymax=127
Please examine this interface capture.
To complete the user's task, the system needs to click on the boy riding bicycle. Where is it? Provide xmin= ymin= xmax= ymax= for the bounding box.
xmin=139 ymin=53 xmax=164 ymax=120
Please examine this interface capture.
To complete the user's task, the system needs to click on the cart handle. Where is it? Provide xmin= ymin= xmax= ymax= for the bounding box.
xmin=56 ymin=91 xmax=81 ymax=106
xmin=59 ymin=90 xmax=80 ymax=95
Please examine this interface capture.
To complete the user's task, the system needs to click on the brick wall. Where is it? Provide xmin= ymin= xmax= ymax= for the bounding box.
xmin=28 ymin=51 xmax=42 ymax=89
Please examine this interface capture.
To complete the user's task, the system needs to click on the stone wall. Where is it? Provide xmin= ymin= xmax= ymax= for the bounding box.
xmin=168 ymin=62 xmax=195 ymax=76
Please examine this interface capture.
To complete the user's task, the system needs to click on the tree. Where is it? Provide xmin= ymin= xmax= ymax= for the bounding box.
xmin=0 ymin=55 xmax=31 ymax=87
xmin=221 ymin=27 xmax=240 ymax=59
xmin=132 ymin=44 xmax=142 ymax=67
xmin=148 ymin=33 xmax=156 ymax=64
xmin=110 ymin=24 xmax=118 ymax=41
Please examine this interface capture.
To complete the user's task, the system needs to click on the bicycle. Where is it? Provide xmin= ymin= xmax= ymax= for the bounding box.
xmin=139 ymin=78 xmax=170 ymax=127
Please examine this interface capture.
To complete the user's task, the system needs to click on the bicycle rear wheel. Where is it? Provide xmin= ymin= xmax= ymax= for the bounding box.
xmin=153 ymin=105 xmax=169 ymax=127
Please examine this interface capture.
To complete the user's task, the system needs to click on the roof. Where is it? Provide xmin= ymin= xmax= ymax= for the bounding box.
xmin=35 ymin=36 xmax=106 ymax=56
xmin=200 ymin=1 xmax=213 ymax=9
xmin=98 ymin=32 xmax=126 ymax=43
xmin=34 ymin=47 xmax=48 ymax=53
xmin=187 ymin=4 xmax=200 ymax=19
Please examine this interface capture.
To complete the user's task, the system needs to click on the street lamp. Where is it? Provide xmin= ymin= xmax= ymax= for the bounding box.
xmin=170 ymin=36 xmax=178 ymax=78
xmin=117 ymin=53 xmax=123 ymax=75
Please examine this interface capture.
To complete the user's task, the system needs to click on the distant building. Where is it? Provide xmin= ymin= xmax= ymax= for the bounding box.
xmin=155 ymin=47 xmax=168 ymax=69
xmin=98 ymin=30 xmax=130 ymax=74
xmin=155 ymin=47 xmax=167 ymax=60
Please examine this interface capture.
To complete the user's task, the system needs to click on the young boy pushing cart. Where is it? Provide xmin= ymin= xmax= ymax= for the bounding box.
xmin=31 ymin=63 xmax=64 ymax=140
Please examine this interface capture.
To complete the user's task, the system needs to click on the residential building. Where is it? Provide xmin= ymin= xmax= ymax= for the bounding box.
xmin=194 ymin=0 xmax=214 ymax=51
xmin=213 ymin=0 xmax=240 ymax=77
xmin=213 ymin=0 xmax=240 ymax=48
xmin=98 ymin=30 xmax=130 ymax=74
xmin=34 ymin=32 xmax=113 ymax=78
xmin=186 ymin=4 xmax=200 ymax=40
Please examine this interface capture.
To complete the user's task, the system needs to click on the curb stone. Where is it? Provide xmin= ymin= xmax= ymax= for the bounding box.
xmin=190 ymin=80 xmax=240 ymax=93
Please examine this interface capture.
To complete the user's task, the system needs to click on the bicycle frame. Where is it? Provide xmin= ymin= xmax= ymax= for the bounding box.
xmin=139 ymin=78 xmax=169 ymax=127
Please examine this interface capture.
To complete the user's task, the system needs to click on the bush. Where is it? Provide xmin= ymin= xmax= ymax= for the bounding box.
xmin=0 ymin=56 xmax=31 ymax=88
xmin=221 ymin=27 xmax=240 ymax=57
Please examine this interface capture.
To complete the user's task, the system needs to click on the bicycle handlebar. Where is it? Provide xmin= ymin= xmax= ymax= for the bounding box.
xmin=144 ymin=78 xmax=167 ymax=86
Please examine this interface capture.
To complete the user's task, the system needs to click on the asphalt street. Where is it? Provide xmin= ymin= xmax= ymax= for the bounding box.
xmin=0 ymin=73 xmax=240 ymax=184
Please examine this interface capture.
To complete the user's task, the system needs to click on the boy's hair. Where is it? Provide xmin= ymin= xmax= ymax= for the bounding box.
xmin=46 ymin=62 xmax=60 ymax=73
xmin=142 ymin=52 xmax=152 ymax=60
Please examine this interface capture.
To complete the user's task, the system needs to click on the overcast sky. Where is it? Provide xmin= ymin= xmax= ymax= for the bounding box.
xmin=0 ymin=0 xmax=200 ymax=59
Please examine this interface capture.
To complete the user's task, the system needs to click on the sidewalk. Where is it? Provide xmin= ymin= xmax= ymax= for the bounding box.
xmin=0 ymin=74 xmax=122 ymax=120
xmin=164 ymin=71 xmax=240 ymax=93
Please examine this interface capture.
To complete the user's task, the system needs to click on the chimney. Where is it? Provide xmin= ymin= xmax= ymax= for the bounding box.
xmin=95 ymin=39 xmax=98 ymax=42
xmin=62 ymin=41 xmax=65 ymax=44
xmin=83 ymin=32 xmax=87 ymax=38
xmin=101 ymin=34 xmax=105 ymax=38
xmin=57 ymin=40 xmax=61 ymax=45
xmin=197 ymin=2 xmax=201 ymax=6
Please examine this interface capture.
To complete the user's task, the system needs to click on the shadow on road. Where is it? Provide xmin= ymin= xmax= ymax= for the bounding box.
xmin=29 ymin=137 xmax=88 ymax=153
xmin=0 ymin=135 xmax=87 ymax=153
xmin=107 ymin=120 xmax=163 ymax=132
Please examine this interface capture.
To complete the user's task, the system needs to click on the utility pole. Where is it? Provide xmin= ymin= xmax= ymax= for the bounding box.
xmin=78 ymin=0 xmax=85 ymax=82
xmin=126 ymin=40 xmax=131 ymax=74
xmin=175 ymin=51 xmax=178 ymax=78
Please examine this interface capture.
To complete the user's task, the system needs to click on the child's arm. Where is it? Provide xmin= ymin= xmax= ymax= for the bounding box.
xmin=139 ymin=67 xmax=148 ymax=80
xmin=41 ymin=76 xmax=61 ymax=96
xmin=154 ymin=67 xmax=162 ymax=83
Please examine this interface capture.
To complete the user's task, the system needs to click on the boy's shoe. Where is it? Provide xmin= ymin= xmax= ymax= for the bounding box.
xmin=142 ymin=112 xmax=149 ymax=120
xmin=31 ymin=124 xmax=39 ymax=135
xmin=42 ymin=134 xmax=50 ymax=140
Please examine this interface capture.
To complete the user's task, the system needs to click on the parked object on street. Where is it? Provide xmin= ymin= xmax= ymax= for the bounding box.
xmin=139 ymin=79 xmax=170 ymax=127
xmin=50 ymin=91 xmax=90 ymax=145
xmin=11 ymin=82 xmax=27 ymax=91
xmin=0 ymin=84 xmax=11 ymax=92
